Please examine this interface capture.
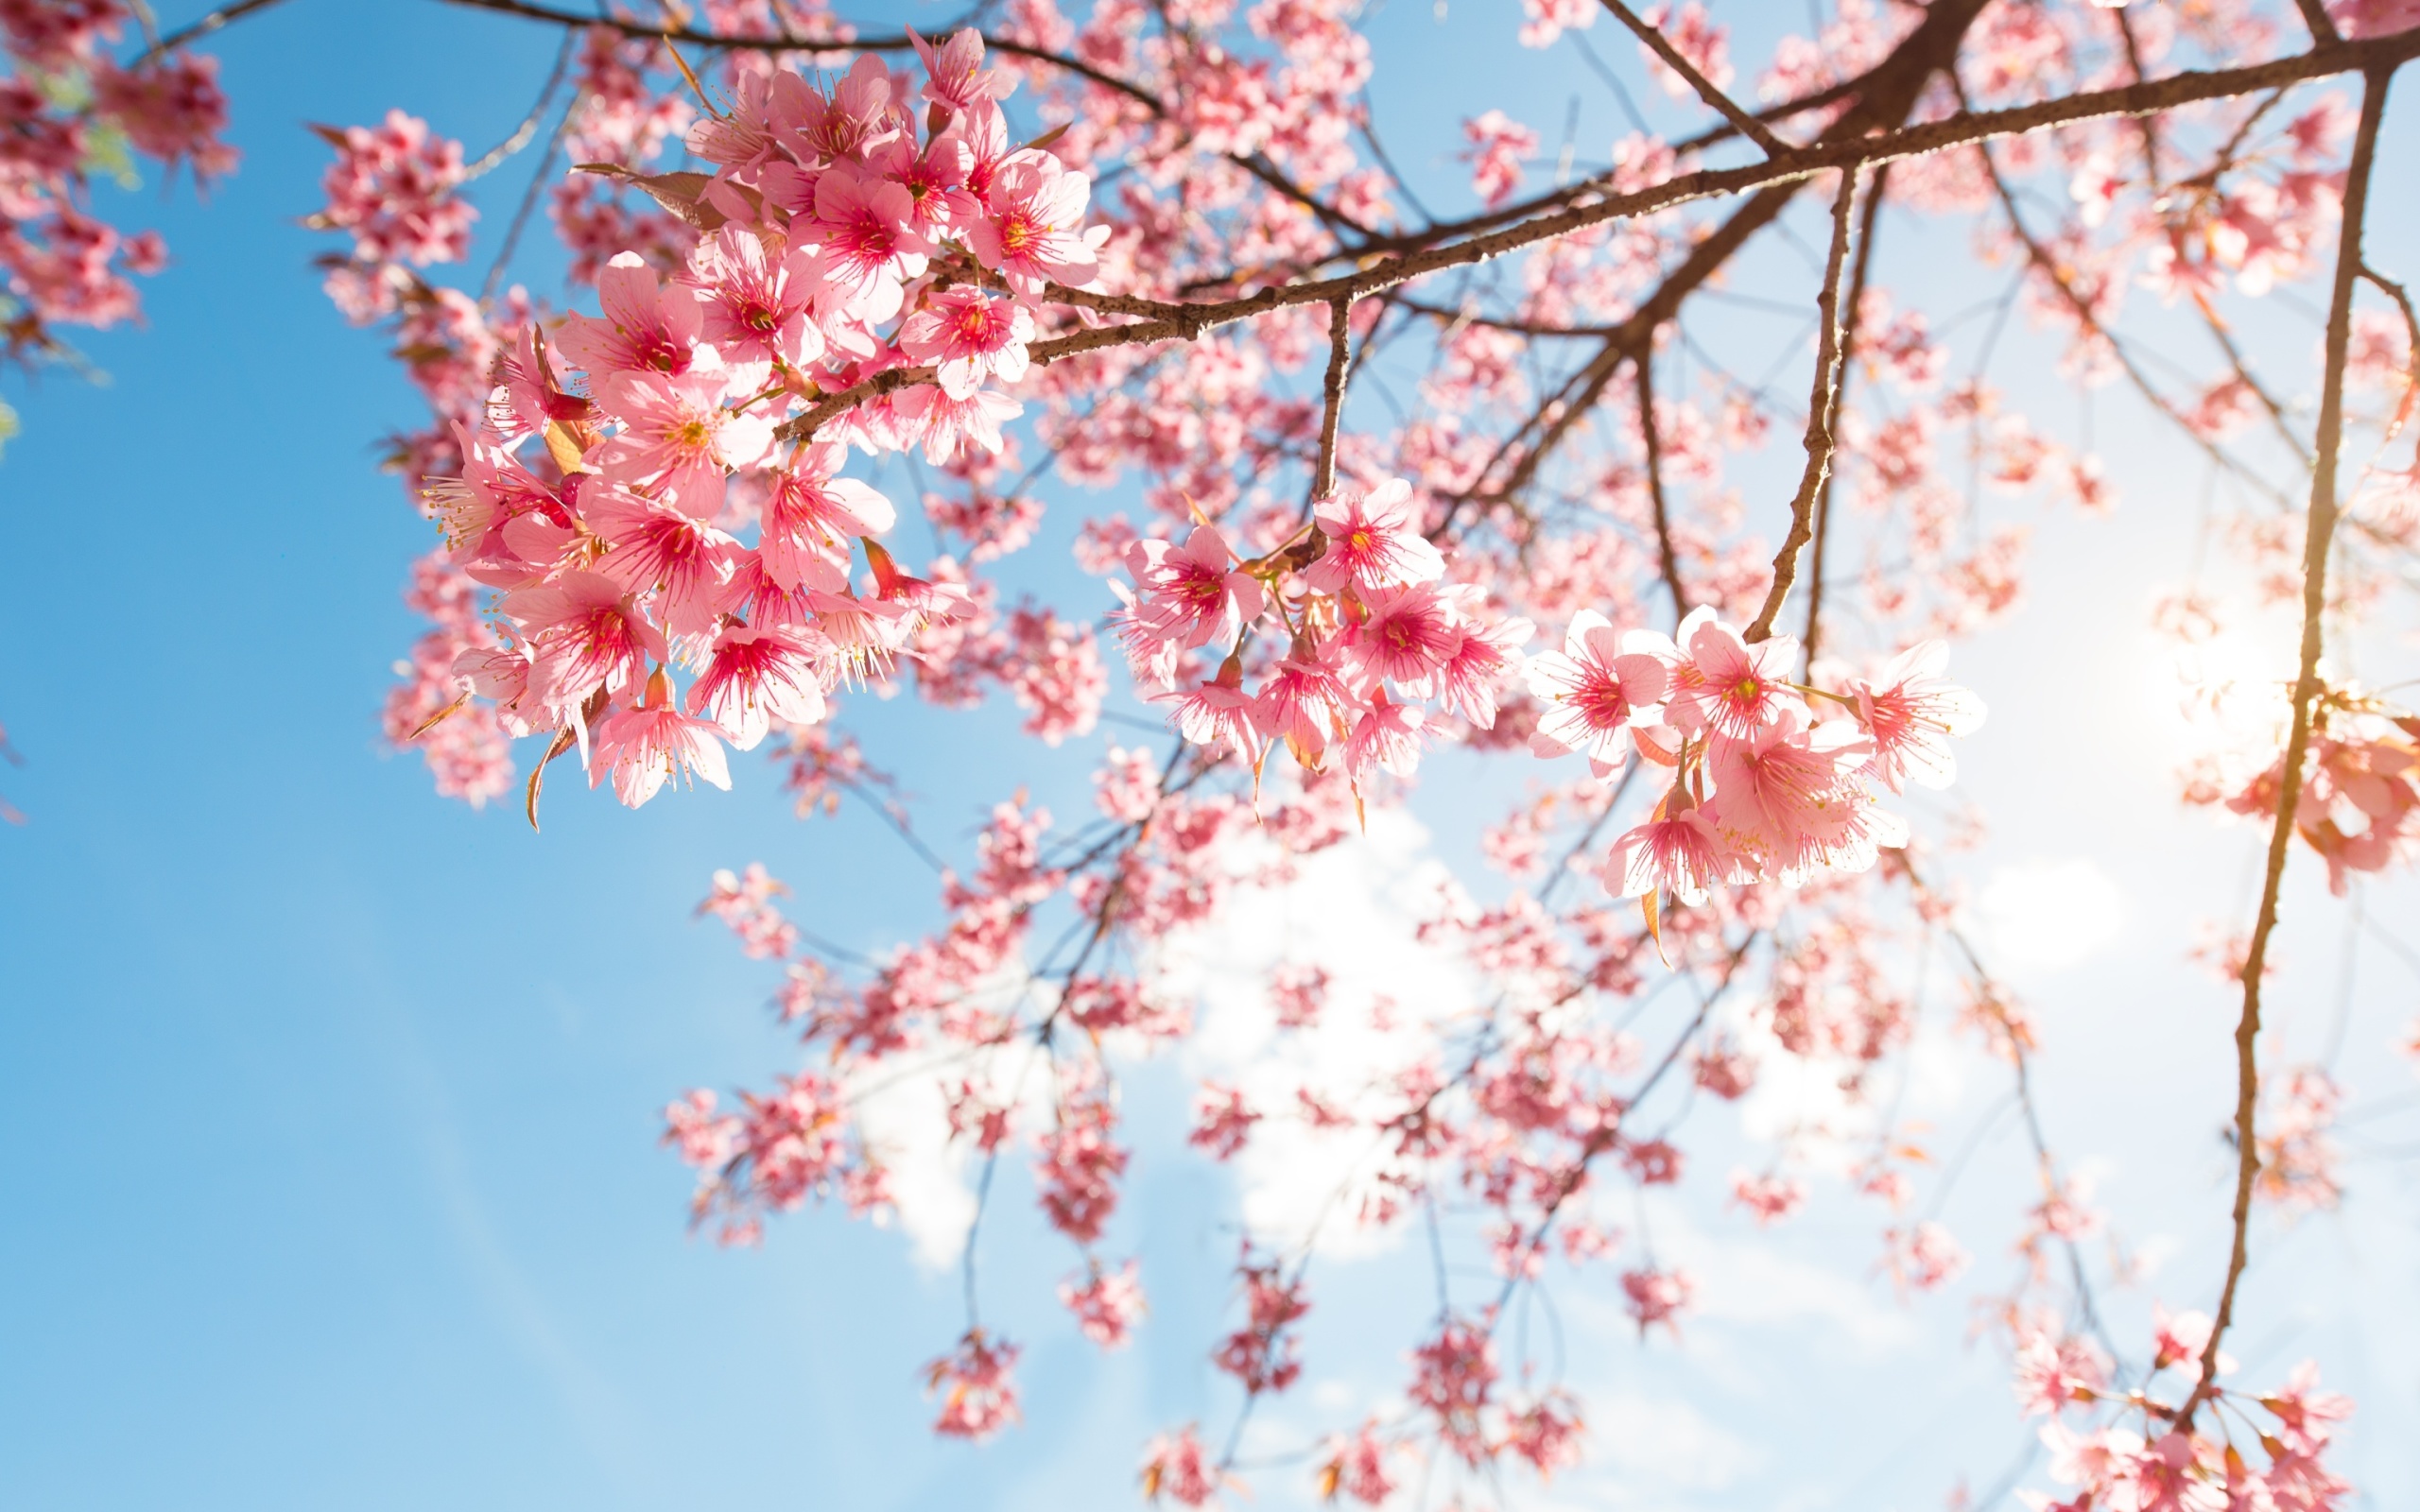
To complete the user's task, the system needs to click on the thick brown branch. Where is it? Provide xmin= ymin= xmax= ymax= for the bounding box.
xmin=1747 ymin=166 xmax=1863 ymax=644
xmin=1596 ymin=0 xmax=1787 ymax=156
xmin=2182 ymin=62 xmax=2391 ymax=1432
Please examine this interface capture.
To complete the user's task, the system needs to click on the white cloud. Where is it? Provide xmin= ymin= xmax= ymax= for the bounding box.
xmin=1976 ymin=857 xmax=2127 ymax=971
xmin=1156 ymin=807 xmax=1478 ymax=1258
xmin=1589 ymin=1390 xmax=1763 ymax=1492
xmin=849 ymin=1053 xmax=983 ymax=1272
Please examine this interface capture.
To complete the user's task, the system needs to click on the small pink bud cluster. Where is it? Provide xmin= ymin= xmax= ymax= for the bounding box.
xmin=2016 ymin=1314 xmax=2352 ymax=1512
xmin=2217 ymin=691 xmax=2419 ymax=895
xmin=1526 ymin=609 xmax=1983 ymax=919
xmin=697 ymin=862 xmax=799 ymax=960
xmin=924 ymin=1328 xmax=1021 ymax=1440
xmin=315 ymin=110 xmax=475 ymax=269
xmin=1115 ymin=476 xmax=1533 ymax=789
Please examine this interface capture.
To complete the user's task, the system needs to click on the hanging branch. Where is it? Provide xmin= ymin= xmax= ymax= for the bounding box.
xmin=1747 ymin=165 xmax=1864 ymax=644
xmin=2180 ymin=63 xmax=2391 ymax=1432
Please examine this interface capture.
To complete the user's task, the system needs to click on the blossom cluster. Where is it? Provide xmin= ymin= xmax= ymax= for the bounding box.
xmin=1526 ymin=608 xmax=1983 ymax=917
xmin=2015 ymin=1313 xmax=2352 ymax=1512
xmin=1114 ymin=475 xmax=1530 ymax=793
xmin=0 ymin=1 xmax=233 ymax=366
xmin=2202 ymin=686 xmax=2420 ymax=895
xmin=382 ymin=32 xmax=1116 ymax=809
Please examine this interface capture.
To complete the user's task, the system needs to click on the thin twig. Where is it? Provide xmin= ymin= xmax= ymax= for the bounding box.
xmin=1312 ymin=298 xmax=1356 ymax=500
xmin=1748 ymin=165 xmax=1862 ymax=644
xmin=1803 ymin=161 xmax=1887 ymax=666
xmin=1595 ymin=0 xmax=1788 ymax=156
xmin=481 ymin=82 xmax=579 ymax=303
xmin=464 ymin=27 xmax=577 ymax=180
xmin=2182 ymin=62 xmax=2390 ymax=1432
xmin=1636 ymin=350 xmax=1691 ymax=615
xmin=142 ymin=0 xmax=296 ymax=60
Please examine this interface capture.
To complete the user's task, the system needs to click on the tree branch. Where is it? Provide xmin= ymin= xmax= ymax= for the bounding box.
xmin=782 ymin=33 xmax=2420 ymax=450
xmin=1748 ymin=165 xmax=1863 ymax=644
xmin=430 ymin=0 xmax=1375 ymax=242
xmin=1636 ymin=350 xmax=1691 ymax=616
xmin=1803 ymin=162 xmax=1887 ymax=666
xmin=1312 ymin=299 xmax=1356 ymax=500
xmin=2181 ymin=61 xmax=2391 ymax=1432
xmin=1595 ymin=0 xmax=1787 ymax=156
xmin=143 ymin=0 xmax=298 ymax=60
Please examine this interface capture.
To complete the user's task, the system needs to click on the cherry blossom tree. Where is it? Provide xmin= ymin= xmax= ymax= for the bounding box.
xmin=10 ymin=0 xmax=2420 ymax=1504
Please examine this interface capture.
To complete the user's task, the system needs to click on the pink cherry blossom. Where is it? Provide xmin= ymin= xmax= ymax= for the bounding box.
xmin=1346 ymin=582 xmax=1460 ymax=689
xmin=1605 ymin=805 xmax=1737 ymax=907
xmin=686 ymin=627 xmax=832 ymax=750
xmin=1122 ymin=527 xmax=1267 ymax=654
xmin=1305 ymin=477 xmax=1444 ymax=594
xmin=558 ymin=252 xmax=715 ymax=380
xmin=591 ymin=697 xmax=733 ymax=808
xmin=502 ymin=570 xmax=665 ymax=713
xmin=1059 ymin=1261 xmax=1146 ymax=1349
xmin=683 ymin=226 xmax=825 ymax=373
xmin=584 ymin=486 xmax=741 ymax=639
xmin=593 ymin=369 xmax=775 ymax=517
xmin=1664 ymin=608 xmax=1807 ymax=742
xmin=758 ymin=442 xmax=897 ymax=590
xmin=806 ymin=162 xmax=932 ymax=319
xmin=897 ymin=286 xmax=1035 ymax=399
xmin=925 ymin=1330 xmax=1021 ymax=1440
xmin=1850 ymin=640 xmax=1988 ymax=793
xmin=1526 ymin=610 xmax=1671 ymax=772
xmin=967 ymin=149 xmax=1103 ymax=298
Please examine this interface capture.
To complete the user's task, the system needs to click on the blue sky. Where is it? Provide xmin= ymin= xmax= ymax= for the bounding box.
xmin=4 ymin=4 xmax=2419 ymax=1509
